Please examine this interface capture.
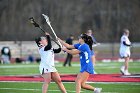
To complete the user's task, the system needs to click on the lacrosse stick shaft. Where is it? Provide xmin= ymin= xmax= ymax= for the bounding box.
xmin=49 ymin=24 xmax=62 ymax=47
xmin=48 ymin=24 xmax=58 ymax=39
xmin=39 ymin=27 xmax=45 ymax=33
xmin=42 ymin=14 xmax=62 ymax=47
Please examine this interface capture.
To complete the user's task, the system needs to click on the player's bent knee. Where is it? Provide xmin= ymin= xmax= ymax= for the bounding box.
xmin=75 ymin=79 xmax=81 ymax=84
xmin=44 ymin=81 xmax=51 ymax=85
xmin=44 ymin=79 xmax=51 ymax=84
xmin=75 ymin=79 xmax=78 ymax=83
xmin=55 ymin=78 xmax=62 ymax=84
xmin=81 ymin=83 xmax=86 ymax=88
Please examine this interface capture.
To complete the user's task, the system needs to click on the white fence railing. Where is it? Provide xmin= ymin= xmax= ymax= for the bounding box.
xmin=0 ymin=41 xmax=140 ymax=59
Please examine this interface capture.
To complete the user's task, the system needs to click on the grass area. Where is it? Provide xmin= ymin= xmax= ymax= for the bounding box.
xmin=0 ymin=62 xmax=139 ymax=75
xmin=0 ymin=62 xmax=140 ymax=93
xmin=0 ymin=82 xmax=140 ymax=93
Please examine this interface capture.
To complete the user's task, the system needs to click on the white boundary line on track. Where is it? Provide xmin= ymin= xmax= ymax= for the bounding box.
xmin=0 ymin=64 xmax=139 ymax=68
xmin=0 ymin=64 xmax=80 ymax=68
xmin=0 ymin=81 xmax=140 ymax=85
xmin=0 ymin=63 xmax=140 ymax=68
xmin=0 ymin=87 xmax=83 ymax=92
xmin=0 ymin=87 xmax=118 ymax=93
xmin=0 ymin=65 xmax=38 ymax=68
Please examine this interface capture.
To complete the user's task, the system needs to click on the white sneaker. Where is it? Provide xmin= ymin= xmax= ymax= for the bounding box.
xmin=94 ymin=88 xmax=102 ymax=93
xmin=124 ymin=70 xmax=131 ymax=75
xmin=120 ymin=66 xmax=125 ymax=75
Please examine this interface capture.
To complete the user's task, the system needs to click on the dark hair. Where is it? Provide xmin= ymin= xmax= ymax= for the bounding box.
xmin=35 ymin=37 xmax=41 ymax=47
xmin=35 ymin=36 xmax=47 ymax=47
xmin=80 ymin=34 xmax=93 ymax=50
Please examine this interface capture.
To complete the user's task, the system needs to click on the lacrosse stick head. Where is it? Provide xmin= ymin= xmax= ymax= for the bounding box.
xmin=42 ymin=14 xmax=50 ymax=25
xmin=29 ymin=17 xmax=39 ymax=27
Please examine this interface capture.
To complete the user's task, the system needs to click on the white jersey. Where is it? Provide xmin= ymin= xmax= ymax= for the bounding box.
xmin=119 ymin=35 xmax=131 ymax=57
xmin=39 ymin=46 xmax=54 ymax=66
xmin=38 ymin=46 xmax=57 ymax=74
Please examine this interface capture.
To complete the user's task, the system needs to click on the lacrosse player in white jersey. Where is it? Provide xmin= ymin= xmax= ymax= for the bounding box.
xmin=35 ymin=32 xmax=67 ymax=93
xmin=120 ymin=29 xmax=131 ymax=75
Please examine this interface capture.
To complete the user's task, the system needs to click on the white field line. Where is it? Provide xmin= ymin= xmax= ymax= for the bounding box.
xmin=0 ymin=87 xmax=83 ymax=92
xmin=0 ymin=63 xmax=139 ymax=68
xmin=0 ymin=88 xmax=40 ymax=91
xmin=0 ymin=81 xmax=140 ymax=85
xmin=0 ymin=64 xmax=80 ymax=68
xmin=0 ymin=87 xmax=118 ymax=93
xmin=0 ymin=64 xmax=119 ymax=68
xmin=0 ymin=82 xmax=139 ymax=93
xmin=102 ymin=92 xmax=118 ymax=93
xmin=0 ymin=65 xmax=38 ymax=68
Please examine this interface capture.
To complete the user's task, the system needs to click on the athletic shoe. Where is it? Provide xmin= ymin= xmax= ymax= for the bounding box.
xmin=124 ymin=70 xmax=131 ymax=75
xmin=94 ymin=88 xmax=102 ymax=93
xmin=120 ymin=66 xmax=125 ymax=75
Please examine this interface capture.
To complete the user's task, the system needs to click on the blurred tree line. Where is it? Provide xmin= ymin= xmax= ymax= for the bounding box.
xmin=0 ymin=0 xmax=140 ymax=42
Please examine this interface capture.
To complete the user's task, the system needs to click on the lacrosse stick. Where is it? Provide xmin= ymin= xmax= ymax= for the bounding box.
xmin=29 ymin=17 xmax=60 ymax=46
xmin=42 ymin=14 xmax=62 ymax=47
xmin=29 ymin=17 xmax=45 ymax=33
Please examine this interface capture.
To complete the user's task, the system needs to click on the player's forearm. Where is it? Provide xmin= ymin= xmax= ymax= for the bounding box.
xmin=46 ymin=35 xmax=51 ymax=46
xmin=44 ymin=35 xmax=52 ymax=50
xmin=53 ymin=48 xmax=61 ymax=53
xmin=65 ymin=49 xmax=76 ymax=55
xmin=64 ymin=48 xmax=80 ymax=55
xmin=59 ymin=39 xmax=73 ymax=48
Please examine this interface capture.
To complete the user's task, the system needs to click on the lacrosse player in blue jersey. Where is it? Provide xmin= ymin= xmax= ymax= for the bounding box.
xmin=58 ymin=34 xmax=102 ymax=93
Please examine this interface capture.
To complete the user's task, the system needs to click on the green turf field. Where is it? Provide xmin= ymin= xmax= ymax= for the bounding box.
xmin=0 ymin=62 xmax=140 ymax=93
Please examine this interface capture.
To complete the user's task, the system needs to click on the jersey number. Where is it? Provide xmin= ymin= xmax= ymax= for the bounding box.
xmin=84 ymin=52 xmax=89 ymax=63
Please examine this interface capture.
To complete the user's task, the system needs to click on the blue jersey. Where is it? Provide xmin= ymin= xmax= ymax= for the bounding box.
xmin=74 ymin=43 xmax=94 ymax=74
xmin=75 ymin=43 xmax=95 ymax=56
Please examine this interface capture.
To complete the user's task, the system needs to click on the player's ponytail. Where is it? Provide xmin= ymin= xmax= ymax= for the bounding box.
xmin=80 ymin=34 xmax=93 ymax=50
xmin=87 ymin=36 xmax=93 ymax=50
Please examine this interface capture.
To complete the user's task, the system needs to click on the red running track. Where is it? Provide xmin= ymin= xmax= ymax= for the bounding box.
xmin=0 ymin=74 xmax=140 ymax=82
